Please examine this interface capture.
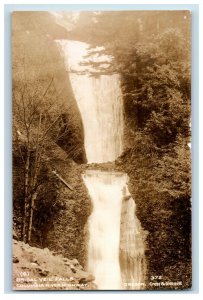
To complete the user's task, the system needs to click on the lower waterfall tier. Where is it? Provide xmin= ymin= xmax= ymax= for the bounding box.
xmin=83 ymin=170 xmax=147 ymax=290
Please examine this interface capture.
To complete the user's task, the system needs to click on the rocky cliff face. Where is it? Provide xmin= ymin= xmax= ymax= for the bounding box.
xmin=12 ymin=11 xmax=86 ymax=164
xmin=119 ymin=196 xmax=148 ymax=290
xmin=13 ymin=236 xmax=96 ymax=290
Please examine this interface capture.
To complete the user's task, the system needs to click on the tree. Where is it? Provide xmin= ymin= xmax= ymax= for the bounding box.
xmin=119 ymin=29 xmax=190 ymax=146
xmin=13 ymin=68 xmax=70 ymax=243
xmin=12 ymin=11 xmax=87 ymax=243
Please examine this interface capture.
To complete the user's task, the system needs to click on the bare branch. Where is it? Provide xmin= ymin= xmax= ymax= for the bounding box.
xmin=42 ymin=77 xmax=54 ymax=98
xmin=40 ymin=114 xmax=61 ymax=141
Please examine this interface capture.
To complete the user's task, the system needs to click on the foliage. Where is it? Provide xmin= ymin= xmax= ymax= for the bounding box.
xmin=33 ymin=158 xmax=92 ymax=267
xmin=120 ymin=29 xmax=190 ymax=147
xmin=116 ymin=133 xmax=191 ymax=287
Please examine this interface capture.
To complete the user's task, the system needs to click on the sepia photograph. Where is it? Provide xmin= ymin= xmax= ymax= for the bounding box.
xmin=12 ymin=10 xmax=191 ymax=291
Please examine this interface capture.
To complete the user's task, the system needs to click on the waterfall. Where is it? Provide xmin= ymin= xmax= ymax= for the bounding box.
xmin=57 ymin=40 xmax=146 ymax=290
xmin=83 ymin=171 xmax=126 ymax=289
xmin=57 ymin=40 xmax=123 ymax=163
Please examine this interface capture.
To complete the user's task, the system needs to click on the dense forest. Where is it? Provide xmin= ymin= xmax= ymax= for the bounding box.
xmin=12 ymin=11 xmax=191 ymax=289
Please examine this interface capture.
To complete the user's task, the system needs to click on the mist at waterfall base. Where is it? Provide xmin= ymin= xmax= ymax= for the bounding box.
xmin=58 ymin=40 xmax=146 ymax=290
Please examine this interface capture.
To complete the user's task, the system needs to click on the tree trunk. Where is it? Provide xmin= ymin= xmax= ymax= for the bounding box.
xmin=27 ymin=191 xmax=37 ymax=243
xmin=27 ymin=113 xmax=42 ymax=244
xmin=22 ymin=148 xmax=30 ymax=243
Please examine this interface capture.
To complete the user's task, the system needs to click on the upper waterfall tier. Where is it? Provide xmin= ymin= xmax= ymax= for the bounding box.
xmin=57 ymin=40 xmax=124 ymax=164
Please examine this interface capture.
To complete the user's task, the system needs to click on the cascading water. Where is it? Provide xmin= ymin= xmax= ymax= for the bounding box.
xmin=57 ymin=39 xmax=146 ymax=290
xmin=83 ymin=171 xmax=127 ymax=289
xmin=57 ymin=40 xmax=123 ymax=163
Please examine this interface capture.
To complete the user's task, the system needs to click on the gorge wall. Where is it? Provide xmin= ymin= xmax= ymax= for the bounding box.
xmin=12 ymin=12 xmax=92 ymax=266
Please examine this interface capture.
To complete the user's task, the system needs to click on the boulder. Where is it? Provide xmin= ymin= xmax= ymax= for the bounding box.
xmin=70 ymin=264 xmax=77 ymax=273
xmin=30 ymin=262 xmax=39 ymax=268
xmin=79 ymin=274 xmax=95 ymax=284
xmin=13 ymin=256 xmax=19 ymax=263
xmin=38 ymin=269 xmax=49 ymax=277
xmin=71 ymin=258 xmax=79 ymax=266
